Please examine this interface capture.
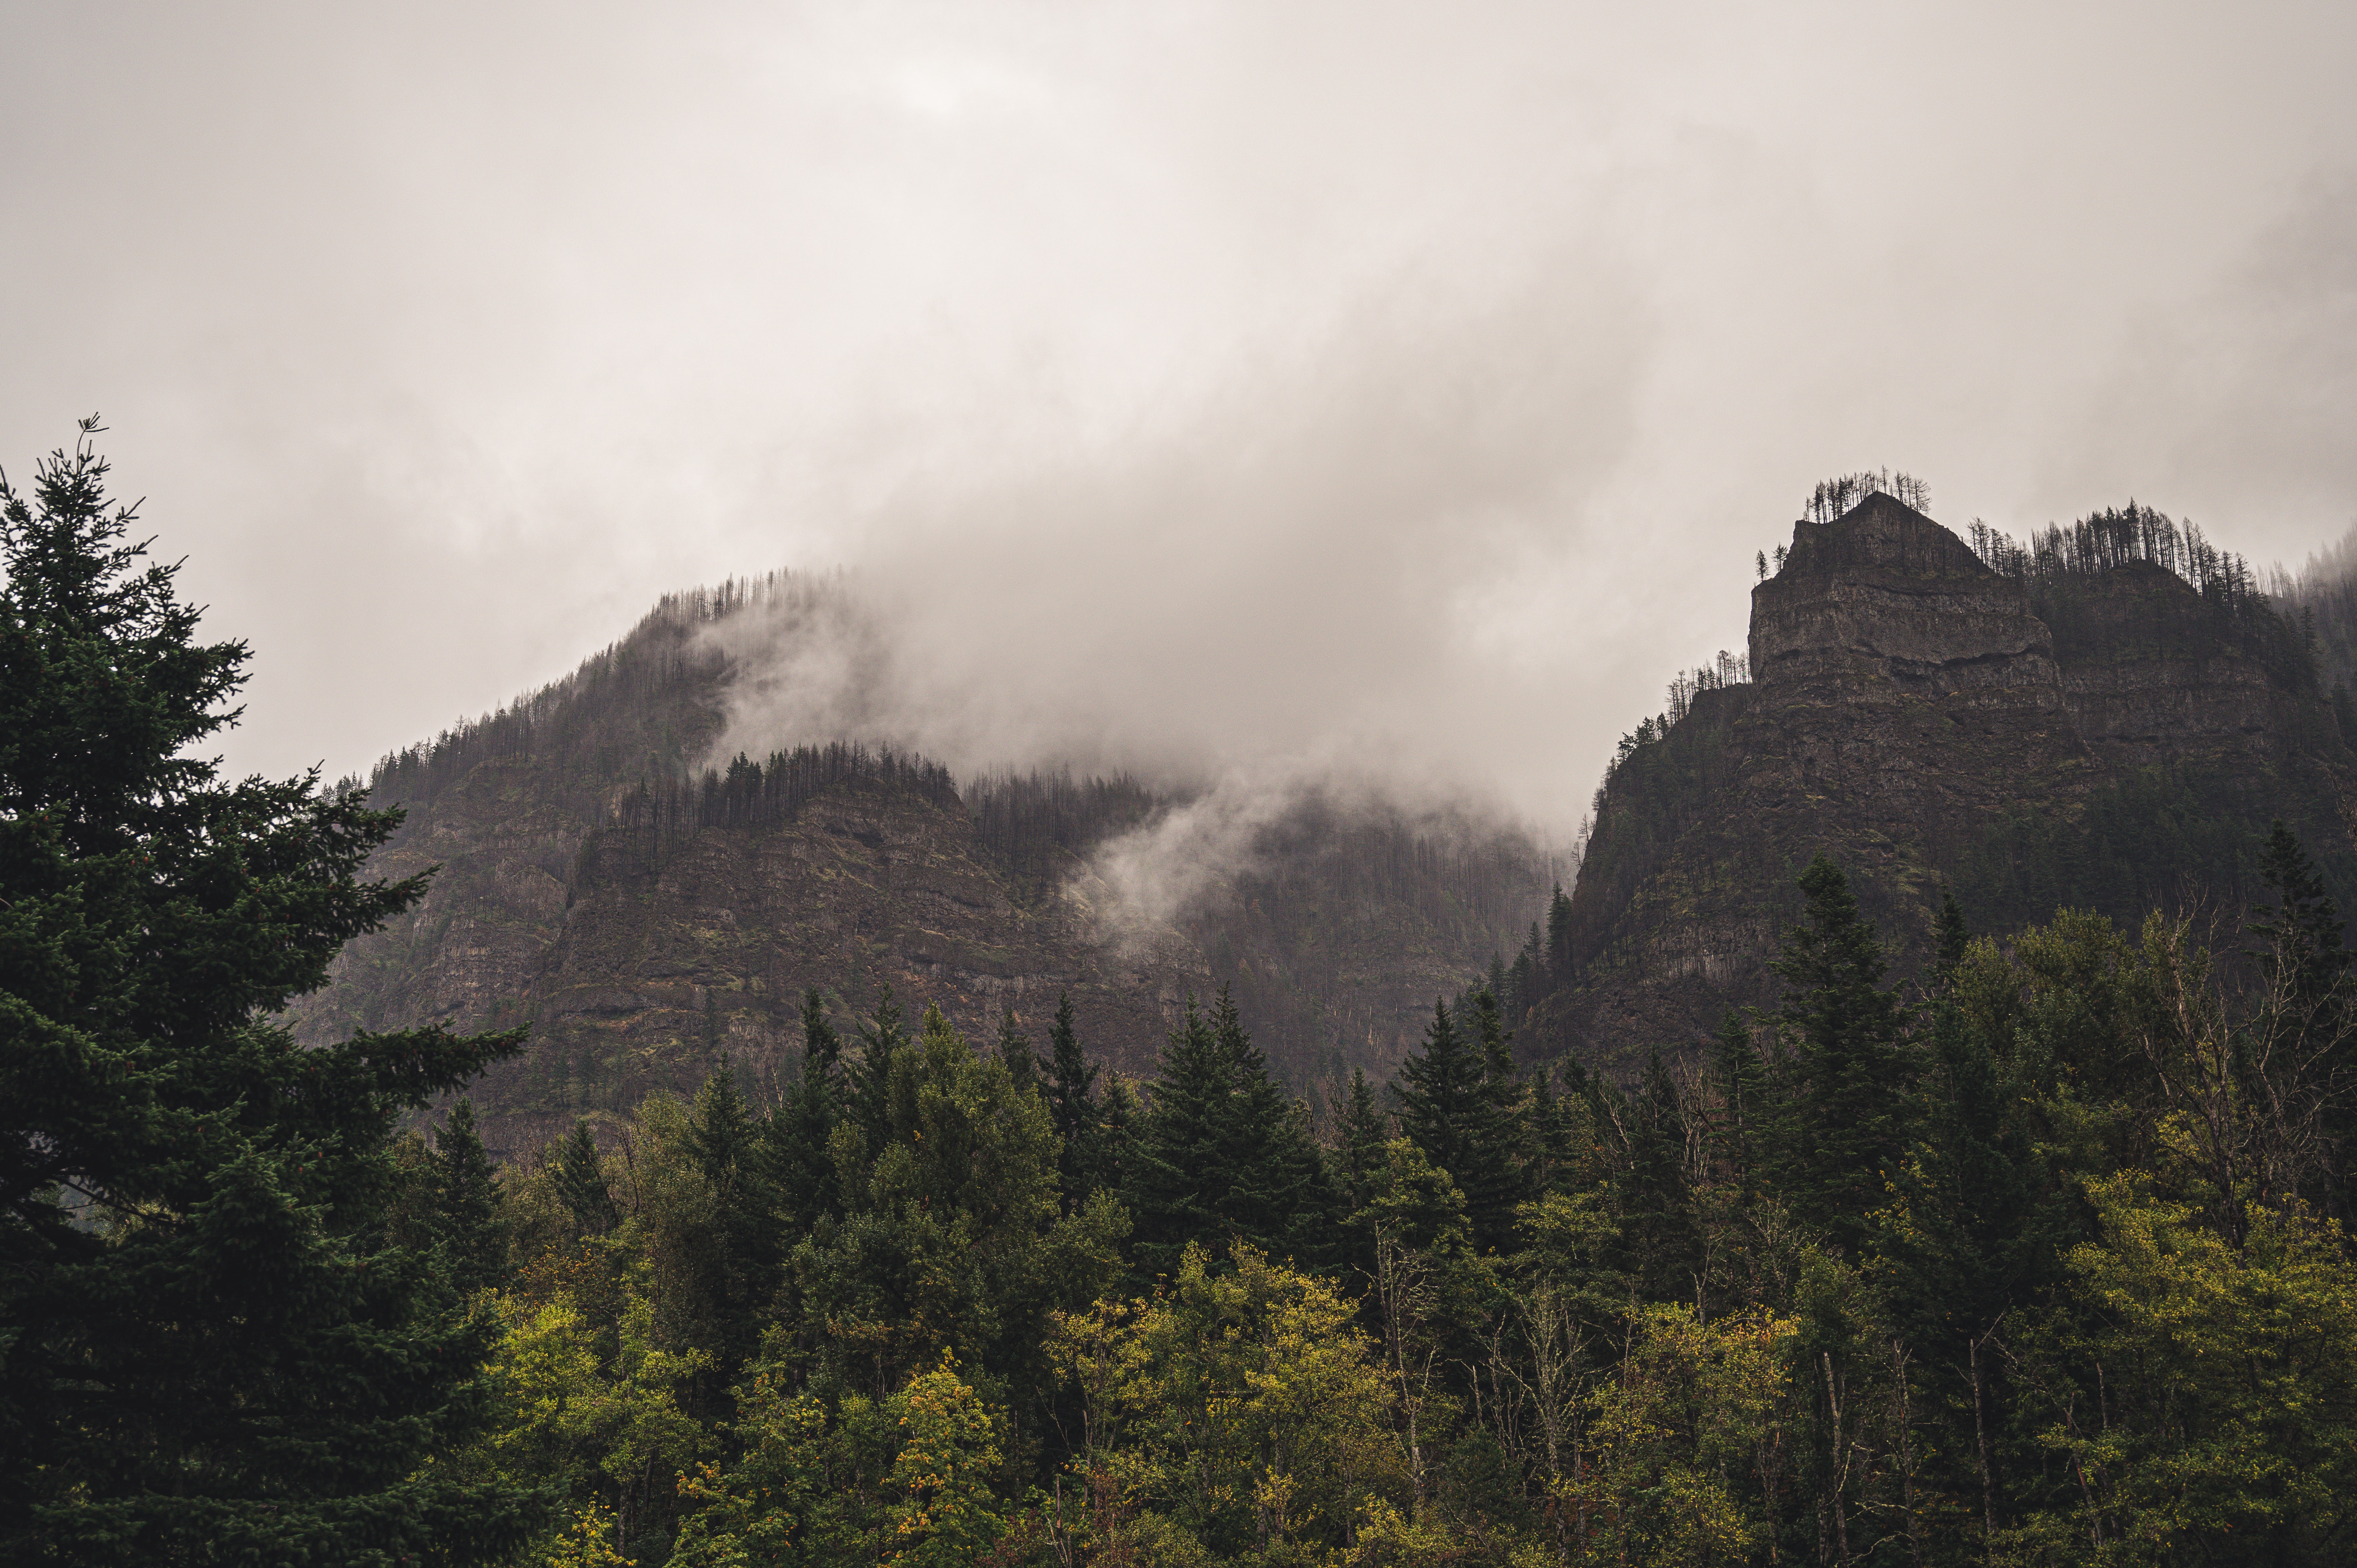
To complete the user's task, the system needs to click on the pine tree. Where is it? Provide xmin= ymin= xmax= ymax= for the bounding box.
xmin=1620 ymin=1050 xmax=1700 ymax=1301
xmin=687 ymin=1059 xmax=781 ymax=1377
xmin=1467 ymin=984 xmax=1534 ymax=1231
xmin=1709 ymin=1010 xmax=1771 ymax=1200
xmin=1393 ymin=995 xmax=1523 ymax=1254
xmin=1936 ymin=885 xmax=1971 ymax=977
xmin=1208 ymin=986 xmax=1337 ymax=1267
xmin=1870 ymin=992 xmax=2067 ymax=1540
xmin=1527 ymin=1065 xmax=1580 ymax=1195
xmin=1763 ymin=854 xmax=1915 ymax=1254
xmin=848 ymin=982 xmax=906 ymax=1151
xmin=769 ymin=987 xmax=843 ymax=1231
xmin=2247 ymin=821 xmax=2356 ymax=1211
xmin=0 ymin=421 xmax=534 ymax=1561
xmin=432 ymin=1097 xmax=506 ymax=1295
xmin=1544 ymin=885 xmax=1574 ymax=975
xmin=1095 ymin=1074 xmax=1140 ymax=1202
xmin=1334 ymin=1067 xmax=1389 ymax=1210
xmin=1126 ymin=998 xmax=1232 ymax=1275
xmin=2250 ymin=820 xmax=2350 ymax=1014
xmin=551 ymin=1118 xmax=618 ymax=1239
xmin=997 ymin=1005 xmax=1039 ymax=1099
xmin=1044 ymin=989 xmax=1102 ymax=1210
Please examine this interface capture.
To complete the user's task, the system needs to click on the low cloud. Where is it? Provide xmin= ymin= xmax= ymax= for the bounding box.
xmin=701 ymin=264 xmax=1644 ymax=840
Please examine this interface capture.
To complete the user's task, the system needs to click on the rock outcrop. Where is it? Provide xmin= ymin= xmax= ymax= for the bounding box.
xmin=1543 ymin=494 xmax=2352 ymax=1075
xmin=1750 ymin=493 xmax=2062 ymax=704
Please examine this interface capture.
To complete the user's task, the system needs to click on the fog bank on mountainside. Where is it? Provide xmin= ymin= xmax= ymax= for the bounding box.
xmin=301 ymin=576 xmax=1551 ymax=1154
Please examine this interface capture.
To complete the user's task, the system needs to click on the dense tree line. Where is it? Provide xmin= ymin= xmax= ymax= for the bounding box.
xmin=356 ymin=828 xmax=2357 ymax=1566
xmin=1804 ymin=469 xmax=1932 ymax=523
xmin=965 ymin=768 xmax=1164 ymax=902
xmin=2264 ymin=523 xmax=2357 ymax=733
xmin=1968 ymin=503 xmax=2316 ymax=696
xmin=365 ymin=573 xmax=839 ymax=818
xmin=608 ymin=745 xmax=964 ymax=869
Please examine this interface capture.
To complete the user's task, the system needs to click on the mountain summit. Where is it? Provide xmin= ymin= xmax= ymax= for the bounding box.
xmin=1533 ymin=492 xmax=2350 ymax=1070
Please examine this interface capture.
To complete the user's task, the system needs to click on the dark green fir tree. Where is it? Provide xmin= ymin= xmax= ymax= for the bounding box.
xmin=767 ymin=986 xmax=843 ymax=1232
xmin=1125 ymin=997 xmax=1230 ymax=1275
xmin=1208 ymin=986 xmax=1337 ymax=1267
xmin=1045 ymin=989 xmax=1102 ymax=1210
xmin=1393 ymin=993 xmax=1524 ymax=1254
xmin=432 ymin=1097 xmax=506 ymax=1296
xmin=0 ymin=420 xmax=535 ymax=1562
xmin=847 ymin=982 xmax=906 ymax=1153
xmin=685 ymin=1059 xmax=781 ymax=1377
xmin=551 ymin=1118 xmax=618 ymax=1240
xmin=1709 ymin=1010 xmax=1772 ymax=1201
xmin=1620 ymin=1049 xmax=1701 ymax=1301
xmin=1763 ymin=853 xmax=1915 ymax=1254
xmin=1333 ymin=1066 xmax=1389 ymax=1211
xmin=997 ymin=1004 xmax=1040 ymax=1100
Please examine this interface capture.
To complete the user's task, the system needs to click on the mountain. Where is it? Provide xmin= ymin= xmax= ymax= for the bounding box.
xmin=288 ymin=577 xmax=1549 ymax=1157
xmin=1527 ymin=495 xmax=2357 ymax=1070
xmin=1525 ymin=490 xmax=2355 ymax=1073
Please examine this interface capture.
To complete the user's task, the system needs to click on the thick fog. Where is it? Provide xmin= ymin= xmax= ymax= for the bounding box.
xmin=5 ymin=2 xmax=2354 ymax=836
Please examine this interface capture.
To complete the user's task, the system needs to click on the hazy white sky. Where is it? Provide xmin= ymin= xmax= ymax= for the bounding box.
xmin=5 ymin=1 xmax=2353 ymax=830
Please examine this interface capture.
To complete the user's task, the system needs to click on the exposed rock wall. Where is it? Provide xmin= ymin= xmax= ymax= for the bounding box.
xmin=293 ymin=772 xmax=1218 ymax=1159
xmin=1547 ymin=494 xmax=2353 ymax=1076
xmin=1751 ymin=493 xmax=2063 ymax=704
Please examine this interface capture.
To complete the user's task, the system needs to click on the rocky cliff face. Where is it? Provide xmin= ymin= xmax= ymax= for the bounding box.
xmin=290 ymin=588 xmax=1544 ymax=1157
xmin=1544 ymin=494 xmax=2352 ymax=1075
xmin=1751 ymin=494 xmax=2062 ymax=703
xmin=298 ymin=773 xmax=1206 ymax=1159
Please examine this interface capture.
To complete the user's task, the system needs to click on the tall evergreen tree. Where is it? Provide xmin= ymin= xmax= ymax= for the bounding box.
xmin=551 ymin=1118 xmax=618 ymax=1239
xmin=1468 ymin=983 xmax=1534 ymax=1228
xmin=996 ymin=1005 xmax=1039 ymax=1100
xmin=1870 ymin=991 xmax=2067 ymax=1540
xmin=1709 ymin=1010 xmax=1771 ymax=1201
xmin=1620 ymin=1050 xmax=1700 ymax=1302
xmin=769 ymin=986 xmax=843 ymax=1231
xmin=1333 ymin=1066 xmax=1389 ymax=1211
xmin=2249 ymin=821 xmax=2352 ymax=1018
xmin=0 ymin=422 xmax=534 ymax=1561
xmin=848 ymin=982 xmax=906 ymax=1152
xmin=1209 ymin=987 xmax=1336 ymax=1266
xmin=1095 ymin=1074 xmax=1140 ymax=1205
xmin=1936 ymin=885 xmax=1972 ymax=977
xmin=432 ymin=1097 xmax=506 ymax=1296
xmin=1544 ymin=885 xmax=1574 ymax=975
xmin=2247 ymin=821 xmax=2355 ymax=1209
xmin=1763 ymin=854 xmax=1915 ymax=1254
xmin=1044 ymin=990 xmax=1101 ymax=1209
xmin=1125 ymin=998 xmax=1230 ymax=1276
xmin=1393 ymin=995 xmax=1523 ymax=1254
xmin=1527 ymin=1064 xmax=1580 ymax=1195
xmin=686 ymin=1060 xmax=781 ymax=1378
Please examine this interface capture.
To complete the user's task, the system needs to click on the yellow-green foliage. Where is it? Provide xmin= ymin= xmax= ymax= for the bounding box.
xmin=1566 ymin=1304 xmax=1798 ymax=1568
xmin=1053 ymin=1243 xmax=1400 ymax=1561
xmin=670 ymin=1352 xmax=1008 ymax=1567
xmin=448 ymin=1251 xmax=710 ymax=1556
xmin=2024 ymin=1174 xmax=2357 ymax=1561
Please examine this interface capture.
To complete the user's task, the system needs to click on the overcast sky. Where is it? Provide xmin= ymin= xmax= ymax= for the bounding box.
xmin=5 ymin=2 xmax=2353 ymax=832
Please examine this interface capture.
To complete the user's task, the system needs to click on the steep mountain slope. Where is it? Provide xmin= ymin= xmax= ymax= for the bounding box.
xmin=289 ymin=577 xmax=1547 ymax=1155
xmin=1531 ymin=492 xmax=2355 ymax=1073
